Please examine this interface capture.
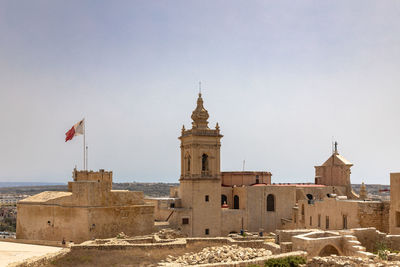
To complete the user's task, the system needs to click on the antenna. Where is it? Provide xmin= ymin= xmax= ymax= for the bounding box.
xmin=242 ymin=160 xmax=245 ymax=171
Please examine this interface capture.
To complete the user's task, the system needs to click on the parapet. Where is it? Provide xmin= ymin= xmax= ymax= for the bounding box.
xmin=73 ymin=168 xmax=112 ymax=182
xmin=68 ymin=168 xmax=113 ymax=193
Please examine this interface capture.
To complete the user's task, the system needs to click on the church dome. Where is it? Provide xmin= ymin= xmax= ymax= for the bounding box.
xmin=191 ymin=93 xmax=209 ymax=129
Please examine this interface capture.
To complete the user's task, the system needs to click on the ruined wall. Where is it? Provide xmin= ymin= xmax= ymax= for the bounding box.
xmin=358 ymin=201 xmax=389 ymax=233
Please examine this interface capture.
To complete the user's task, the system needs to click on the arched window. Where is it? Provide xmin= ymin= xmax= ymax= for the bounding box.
xmin=267 ymin=194 xmax=275 ymax=211
xmin=202 ymin=154 xmax=209 ymax=172
xmin=187 ymin=155 xmax=191 ymax=172
xmin=221 ymin=194 xmax=227 ymax=206
xmin=234 ymin=195 xmax=239 ymax=209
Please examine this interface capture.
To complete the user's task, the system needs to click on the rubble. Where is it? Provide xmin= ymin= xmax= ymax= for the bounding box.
xmin=156 ymin=228 xmax=186 ymax=239
xmin=159 ymin=245 xmax=271 ymax=265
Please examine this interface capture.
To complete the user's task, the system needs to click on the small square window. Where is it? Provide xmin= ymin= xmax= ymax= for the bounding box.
xmin=182 ymin=218 xmax=189 ymax=225
xmin=205 ymin=228 xmax=209 ymax=235
xmin=205 ymin=195 xmax=209 ymax=202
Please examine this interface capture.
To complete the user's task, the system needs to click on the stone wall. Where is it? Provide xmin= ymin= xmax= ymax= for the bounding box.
xmin=390 ymin=173 xmax=400 ymax=234
xmin=358 ymin=201 xmax=389 ymax=233
xmin=220 ymin=209 xmax=245 ymax=236
xmin=221 ymin=171 xmax=271 ymax=186
xmin=17 ymin=169 xmax=155 ymax=244
xmin=295 ymin=197 xmax=388 ymax=233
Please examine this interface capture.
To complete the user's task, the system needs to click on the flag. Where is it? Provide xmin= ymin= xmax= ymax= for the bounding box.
xmin=65 ymin=119 xmax=85 ymax=142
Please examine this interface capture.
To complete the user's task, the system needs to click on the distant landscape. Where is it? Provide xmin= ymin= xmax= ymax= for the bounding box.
xmin=0 ymin=182 xmax=179 ymax=197
xmin=0 ymin=182 xmax=65 ymax=188
xmin=0 ymin=182 xmax=389 ymax=198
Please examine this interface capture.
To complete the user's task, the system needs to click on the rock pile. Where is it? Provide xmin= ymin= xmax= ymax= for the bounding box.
xmin=308 ymin=255 xmax=400 ymax=267
xmin=157 ymin=228 xmax=185 ymax=239
xmin=159 ymin=245 xmax=271 ymax=265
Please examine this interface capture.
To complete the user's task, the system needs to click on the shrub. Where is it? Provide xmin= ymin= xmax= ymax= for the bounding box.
xmin=375 ymin=241 xmax=390 ymax=260
xmin=264 ymin=256 xmax=306 ymax=267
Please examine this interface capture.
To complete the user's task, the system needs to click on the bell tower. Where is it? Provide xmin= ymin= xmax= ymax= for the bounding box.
xmin=177 ymin=92 xmax=223 ymax=237
xmin=179 ymin=93 xmax=223 ymax=179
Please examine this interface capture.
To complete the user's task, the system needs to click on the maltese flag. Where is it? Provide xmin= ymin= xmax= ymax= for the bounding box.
xmin=65 ymin=119 xmax=85 ymax=142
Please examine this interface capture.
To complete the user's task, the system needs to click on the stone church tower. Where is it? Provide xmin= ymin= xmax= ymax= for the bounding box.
xmin=314 ymin=143 xmax=358 ymax=199
xmin=178 ymin=93 xmax=223 ymax=236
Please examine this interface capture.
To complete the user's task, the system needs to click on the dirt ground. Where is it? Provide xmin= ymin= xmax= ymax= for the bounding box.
xmin=47 ymin=244 xmax=221 ymax=267
xmin=0 ymin=241 xmax=62 ymax=267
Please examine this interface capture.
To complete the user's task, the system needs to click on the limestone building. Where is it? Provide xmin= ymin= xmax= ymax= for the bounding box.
xmin=389 ymin=173 xmax=400 ymax=234
xmin=149 ymin=93 xmax=389 ymax=237
xmin=17 ymin=169 xmax=154 ymax=243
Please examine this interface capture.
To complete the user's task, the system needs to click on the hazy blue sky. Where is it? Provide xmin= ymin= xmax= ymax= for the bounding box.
xmin=0 ymin=1 xmax=399 ymax=184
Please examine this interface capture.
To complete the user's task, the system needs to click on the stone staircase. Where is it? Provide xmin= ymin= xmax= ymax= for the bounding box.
xmin=342 ymin=235 xmax=375 ymax=258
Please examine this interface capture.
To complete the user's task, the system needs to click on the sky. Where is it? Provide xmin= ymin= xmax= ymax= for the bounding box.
xmin=0 ymin=1 xmax=399 ymax=184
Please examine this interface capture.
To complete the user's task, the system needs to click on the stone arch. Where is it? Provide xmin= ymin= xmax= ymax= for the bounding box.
xmin=185 ymin=153 xmax=191 ymax=173
xmin=266 ymin=194 xmax=275 ymax=211
xmin=234 ymin=195 xmax=239 ymax=209
xmin=202 ymin=154 xmax=209 ymax=172
xmin=318 ymin=244 xmax=341 ymax=257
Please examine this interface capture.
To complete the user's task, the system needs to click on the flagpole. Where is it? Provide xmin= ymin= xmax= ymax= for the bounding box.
xmin=83 ymin=118 xmax=86 ymax=170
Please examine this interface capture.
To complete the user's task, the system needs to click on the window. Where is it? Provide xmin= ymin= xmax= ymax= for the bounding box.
xmin=318 ymin=214 xmax=321 ymax=227
xmin=234 ymin=195 xmax=240 ymax=209
xmin=187 ymin=155 xmax=191 ymax=172
xmin=326 ymin=216 xmax=329 ymax=229
xmin=205 ymin=195 xmax=209 ymax=202
xmin=267 ymin=194 xmax=275 ymax=211
xmin=182 ymin=218 xmax=189 ymax=225
xmin=396 ymin=212 xmax=400 ymax=227
xmin=343 ymin=215 xmax=347 ymax=229
xmin=221 ymin=194 xmax=227 ymax=205
xmin=202 ymin=154 xmax=209 ymax=172
xmin=205 ymin=228 xmax=209 ymax=235
xmin=256 ymin=175 xmax=259 ymax=184
xmin=170 ymin=203 xmax=175 ymax=208
xmin=310 ymin=216 xmax=312 ymax=226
